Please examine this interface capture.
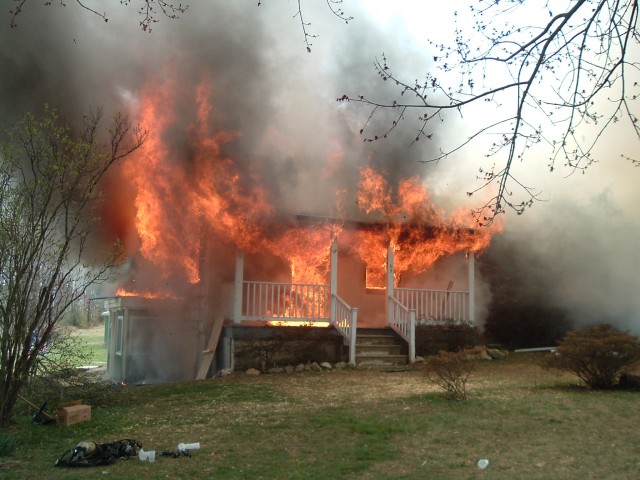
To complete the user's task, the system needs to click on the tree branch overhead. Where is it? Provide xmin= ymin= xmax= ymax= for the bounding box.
xmin=337 ymin=1 xmax=640 ymax=225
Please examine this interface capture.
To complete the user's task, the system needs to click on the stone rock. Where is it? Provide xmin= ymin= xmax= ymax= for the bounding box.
xmin=334 ymin=362 xmax=347 ymax=370
xmin=413 ymin=356 xmax=425 ymax=364
xmin=246 ymin=368 xmax=261 ymax=375
xmin=310 ymin=362 xmax=322 ymax=372
xmin=320 ymin=362 xmax=333 ymax=370
xmin=284 ymin=365 xmax=295 ymax=374
xmin=217 ymin=368 xmax=233 ymax=377
xmin=268 ymin=367 xmax=284 ymax=374
xmin=479 ymin=350 xmax=493 ymax=361
xmin=304 ymin=364 xmax=311 ymax=371
xmin=465 ymin=347 xmax=493 ymax=361
xmin=487 ymin=348 xmax=509 ymax=359
xmin=295 ymin=364 xmax=306 ymax=372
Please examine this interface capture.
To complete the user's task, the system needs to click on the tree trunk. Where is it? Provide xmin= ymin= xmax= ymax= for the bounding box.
xmin=0 ymin=378 xmax=25 ymax=427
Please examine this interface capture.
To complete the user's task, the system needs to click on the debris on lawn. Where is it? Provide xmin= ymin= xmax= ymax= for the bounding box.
xmin=55 ymin=438 xmax=202 ymax=467
xmin=178 ymin=442 xmax=200 ymax=453
xmin=18 ymin=396 xmax=55 ymax=425
xmin=138 ymin=448 xmax=156 ymax=462
xmin=158 ymin=442 xmax=201 ymax=458
xmin=158 ymin=449 xmax=192 ymax=458
xmin=55 ymin=439 xmax=141 ymax=467
xmin=477 ymin=459 xmax=490 ymax=469
xmin=32 ymin=402 xmax=55 ymax=425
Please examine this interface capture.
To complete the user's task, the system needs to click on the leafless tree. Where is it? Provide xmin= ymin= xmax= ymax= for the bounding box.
xmin=0 ymin=106 xmax=146 ymax=426
xmin=258 ymin=0 xmax=353 ymax=52
xmin=9 ymin=0 xmax=188 ymax=32
xmin=338 ymin=1 xmax=640 ymax=225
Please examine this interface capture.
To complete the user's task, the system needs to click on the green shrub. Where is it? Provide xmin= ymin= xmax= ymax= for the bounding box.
xmin=543 ymin=324 xmax=640 ymax=389
xmin=424 ymin=348 xmax=480 ymax=400
xmin=0 ymin=431 xmax=18 ymax=456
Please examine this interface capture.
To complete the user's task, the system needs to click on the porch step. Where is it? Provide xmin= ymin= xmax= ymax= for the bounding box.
xmin=355 ymin=330 xmax=408 ymax=366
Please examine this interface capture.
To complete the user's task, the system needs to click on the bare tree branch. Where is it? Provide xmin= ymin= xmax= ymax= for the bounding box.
xmin=258 ymin=0 xmax=352 ymax=52
xmin=9 ymin=0 xmax=188 ymax=31
xmin=338 ymin=0 xmax=640 ymax=225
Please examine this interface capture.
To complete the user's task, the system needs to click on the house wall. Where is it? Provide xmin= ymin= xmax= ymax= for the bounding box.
xmin=337 ymin=252 xmax=386 ymax=327
xmin=219 ymin=325 xmax=346 ymax=371
xmin=106 ymin=299 xmax=200 ymax=385
xmin=399 ymin=252 xmax=470 ymax=290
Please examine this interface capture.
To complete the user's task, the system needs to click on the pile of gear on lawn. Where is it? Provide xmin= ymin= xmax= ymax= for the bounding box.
xmin=55 ymin=439 xmax=200 ymax=467
xmin=24 ymin=399 xmax=201 ymax=467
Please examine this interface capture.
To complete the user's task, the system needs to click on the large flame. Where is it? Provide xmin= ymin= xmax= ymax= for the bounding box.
xmin=124 ymin=76 xmax=335 ymax=288
xmin=121 ymin=76 xmax=500 ymax=296
xmin=349 ymin=166 xmax=498 ymax=287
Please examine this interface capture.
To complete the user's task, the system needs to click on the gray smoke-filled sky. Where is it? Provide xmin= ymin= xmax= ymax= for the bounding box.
xmin=2 ymin=1 xmax=639 ymax=334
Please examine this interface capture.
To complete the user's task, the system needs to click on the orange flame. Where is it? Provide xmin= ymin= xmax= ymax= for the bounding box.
xmin=266 ymin=320 xmax=330 ymax=327
xmin=115 ymin=288 xmax=177 ymax=300
xmin=124 ymin=76 xmax=334 ymax=288
xmin=351 ymin=166 xmax=500 ymax=287
xmin=121 ymin=75 xmax=500 ymax=298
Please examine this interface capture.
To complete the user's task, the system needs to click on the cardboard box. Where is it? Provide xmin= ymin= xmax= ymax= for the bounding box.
xmin=57 ymin=400 xmax=91 ymax=427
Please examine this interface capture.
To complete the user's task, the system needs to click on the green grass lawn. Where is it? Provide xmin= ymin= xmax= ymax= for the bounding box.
xmin=2 ymin=355 xmax=639 ymax=480
xmin=73 ymin=326 xmax=108 ymax=365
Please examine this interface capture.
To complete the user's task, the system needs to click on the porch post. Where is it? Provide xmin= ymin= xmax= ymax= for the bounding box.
xmin=468 ymin=251 xmax=475 ymax=325
xmin=330 ymin=239 xmax=338 ymax=325
xmin=233 ymin=252 xmax=244 ymax=324
xmin=409 ymin=309 xmax=416 ymax=363
xmin=386 ymin=246 xmax=395 ymax=325
xmin=349 ymin=307 xmax=358 ymax=365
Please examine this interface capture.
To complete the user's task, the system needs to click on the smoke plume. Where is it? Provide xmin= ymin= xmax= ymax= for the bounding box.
xmin=2 ymin=2 xmax=638 ymax=340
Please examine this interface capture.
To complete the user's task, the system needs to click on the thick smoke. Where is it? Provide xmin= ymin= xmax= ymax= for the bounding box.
xmin=0 ymin=2 xmax=446 ymax=249
xmin=1 ymin=3 xmax=439 ymax=209
xmin=2 ymin=2 xmax=638 ymax=340
xmin=482 ymin=165 xmax=640 ymax=341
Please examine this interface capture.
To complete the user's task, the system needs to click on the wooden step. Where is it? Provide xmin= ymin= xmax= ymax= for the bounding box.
xmin=356 ymin=344 xmax=404 ymax=355
xmin=356 ymin=353 xmax=408 ymax=366
xmin=353 ymin=328 xmax=408 ymax=366
xmin=356 ymin=334 xmax=400 ymax=346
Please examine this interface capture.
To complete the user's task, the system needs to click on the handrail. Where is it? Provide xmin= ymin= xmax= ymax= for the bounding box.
xmin=333 ymin=294 xmax=353 ymax=338
xmin=390 ymin=287 xmax=471 ymax=363
xmin=389 ymin=297 xmax=410 ymax=340
xmin=388 ymin=297 xmax=416 ymax=363
xmin=333 ymin=295 xmax=357 ymax=365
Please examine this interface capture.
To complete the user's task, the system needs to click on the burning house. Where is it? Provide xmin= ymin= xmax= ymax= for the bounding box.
xmin=4 ymin=2 xmax=639 ymax=387
xmin=99 ymin=76 xmax=500 ymax=384
xmin=103 ymin=211 xmax=493 ymax=384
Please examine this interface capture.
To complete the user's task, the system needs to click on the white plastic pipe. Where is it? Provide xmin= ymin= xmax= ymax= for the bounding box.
xmin=178 ymin=442 xmax=201 ymax=452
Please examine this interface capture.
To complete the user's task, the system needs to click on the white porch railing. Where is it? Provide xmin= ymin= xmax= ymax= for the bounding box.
xmin=234 ymin=244 xmax=475 ymax=368
xmin=234 ymin=241 xmax=358 ymax=365
xmin=388 ymin=297 xmax=416 ymax=363
xmin=242 ymin=281 xmax=330 ymax=321
xmin=394 ymin=288 xmax=470 ymax=324
xmin=386 ymin=248 xmax=475 ymax=364
xmin=240 ymin=280 xmax=357 ymax=364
